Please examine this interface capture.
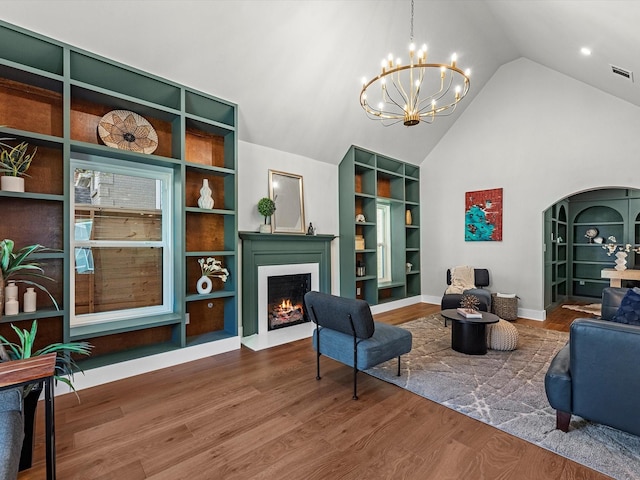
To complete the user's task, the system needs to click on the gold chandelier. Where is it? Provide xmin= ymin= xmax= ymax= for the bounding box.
xmin=360 ymin=0 xmax=470 ymax=126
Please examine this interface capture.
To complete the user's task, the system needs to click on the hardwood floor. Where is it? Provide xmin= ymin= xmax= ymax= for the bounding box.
xmin=19 ymin=302 xmax=610 ymax=480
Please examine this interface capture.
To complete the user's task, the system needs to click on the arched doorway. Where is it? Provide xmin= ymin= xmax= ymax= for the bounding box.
xmin=544 ymin=188 xmax=640 ymax=312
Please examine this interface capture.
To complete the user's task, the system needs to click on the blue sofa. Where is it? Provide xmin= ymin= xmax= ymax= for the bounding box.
xmin=545 ymin=287 xmax=640 ymax=436
xmin=0 ymin=387 xmax=24 ymax=480
xmin=304 ymin=291 xmax=412 ymax=399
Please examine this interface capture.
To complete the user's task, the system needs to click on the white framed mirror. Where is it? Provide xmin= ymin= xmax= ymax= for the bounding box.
xmin=269 ymin=170 xmax=305 ymax=234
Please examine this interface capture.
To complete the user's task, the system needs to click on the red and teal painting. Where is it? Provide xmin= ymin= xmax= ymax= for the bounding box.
xmin=465 ymin=188 xmax=503 ymax=241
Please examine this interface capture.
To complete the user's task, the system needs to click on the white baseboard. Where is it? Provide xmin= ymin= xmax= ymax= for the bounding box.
xmin=370 ymin=296 xmax=423 ymax=315
xmin=421 ymin=294 xmax=545 ymax=321
xmin=518 ymin=308 xmax=546 ymax=321
xmin=421 ymin=294 xmax=442 ymax=306
xmin=55 ymin=336 xmax=241 ymax=396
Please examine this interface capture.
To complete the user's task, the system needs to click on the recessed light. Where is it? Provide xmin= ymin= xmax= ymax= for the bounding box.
xmin=581 ymin=47 xmax=592 ymax=56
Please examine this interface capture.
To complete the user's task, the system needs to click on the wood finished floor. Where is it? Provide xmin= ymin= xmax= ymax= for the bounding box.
xmin=19 ymin=302 xmax=612 ymax=480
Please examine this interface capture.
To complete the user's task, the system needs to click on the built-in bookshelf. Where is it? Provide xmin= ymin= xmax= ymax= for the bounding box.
xmin=0 ymin=20 xmax=237 ymax=366
xmin=338 ymin=145 xmax=420 ymax=305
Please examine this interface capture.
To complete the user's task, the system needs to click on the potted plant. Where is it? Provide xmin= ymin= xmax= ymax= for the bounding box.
xmin=0 ymin=320 xmax=91 ymax=470
xmin=0 ymin=239 xmax=59 ymax=317
xmin=0 ymin=141 xmax=37 ymax=192
xmin=257 ymin=197 xmax=276 ymax=233
xmin=0 ymin=238 xmax=87 ymax=469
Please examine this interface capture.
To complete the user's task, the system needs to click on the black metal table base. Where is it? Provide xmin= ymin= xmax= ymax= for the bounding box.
xmin=451 ymin=321 xmax=489 ymax=355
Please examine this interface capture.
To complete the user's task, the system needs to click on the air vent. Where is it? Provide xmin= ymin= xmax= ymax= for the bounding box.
xmin=610 ymin=64 xmax=634 ymax=82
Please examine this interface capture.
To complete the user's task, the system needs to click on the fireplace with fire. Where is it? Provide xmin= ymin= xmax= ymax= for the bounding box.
xmin=267 ymin=273 xmax=311 ymax=330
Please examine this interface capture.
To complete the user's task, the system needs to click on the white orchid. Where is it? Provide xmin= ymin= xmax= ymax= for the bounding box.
xmin=602 ymin=236 xmax=640 ymax=256
xmin=198 ymin=257 xmax=229 ymax=282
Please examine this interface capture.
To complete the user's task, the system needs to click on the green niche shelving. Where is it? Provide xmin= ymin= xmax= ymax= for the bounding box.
xmin=543 ymin=201 xmax=568 ymax=309
xmin=0 ymin=20 xmax=238 ymax=367
xmin=338 ymin=145 xmax=421 ymax=305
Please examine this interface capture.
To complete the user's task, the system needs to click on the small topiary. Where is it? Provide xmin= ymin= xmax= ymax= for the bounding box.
xmin=257 ymin=197 xmax=276 ymax=224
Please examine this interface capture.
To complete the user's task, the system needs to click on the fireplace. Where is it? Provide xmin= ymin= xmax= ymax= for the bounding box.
xmin=250 ymin=262 xmax=319 ymax=350
xmin=239 ymin=231 xmax=335 ymax=351
xmin=267 ymin=273 xmax=311 ymax=330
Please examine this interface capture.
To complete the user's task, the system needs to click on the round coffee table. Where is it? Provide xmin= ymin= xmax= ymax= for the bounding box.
xmin=440 ymin=309 xmax=500 ymax=355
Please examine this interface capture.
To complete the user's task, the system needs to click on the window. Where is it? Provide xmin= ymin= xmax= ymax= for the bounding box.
xmin=70 ymin=156 xmax=174 ymax=328
xmin=377 ymin=202 xmax=392 ymax=283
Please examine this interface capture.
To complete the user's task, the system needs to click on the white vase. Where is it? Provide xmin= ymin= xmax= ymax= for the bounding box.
xmin=196 ymin=275 xmax=213 ymax=294
xmin=1 ymin=176 xmax=24 ymax=192
xmin=259 ymin=223 xmax=271 ymax=234
xmin=615 ymin=251 xmax=628 ymax=271
xmin=24 ymin=287 xmax=37 ymax=313
xmin=197 ymin=179 xmax=214 ymax=209
xmin=5 ymin=297 xmax=18 ymax=316
xmin=4 ymin=281 xmax=18 ymax=301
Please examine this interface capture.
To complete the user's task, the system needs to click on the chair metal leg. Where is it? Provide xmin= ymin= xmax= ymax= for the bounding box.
xmin=397 ymin=356 xmax=401 ymax=376
xmin=350 ymin=315 xmax=358 ymax=400
xmin=353 ymin=367 xmax=358 ymax=400
xmin=314 ymin=318 xmax=321 ymax=380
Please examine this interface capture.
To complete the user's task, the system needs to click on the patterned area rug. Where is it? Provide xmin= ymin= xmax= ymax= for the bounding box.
xmin=366 ymin=315 xmax=640 ymax=480
xmin=562 ymin=303 xmax=602 ymax=316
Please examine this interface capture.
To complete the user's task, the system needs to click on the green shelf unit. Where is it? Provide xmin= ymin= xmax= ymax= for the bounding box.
xmin=0 ymin=26 xmax=63 ymax=76
xmin=0 ymin=309 xmax=65 ymax=325
xmin=0 ymin=19 xmax=238 ymax=365
xmin=566 ymin=193 xmax=640 ymax=299
xmin=543 ymin=202 xmax=569 ymax=307
xmin=405 ymin=177 xmax=420 ymax=204
xmin=69 ymin=51 xmax=182 ymax=111
xmin=569 ymin=201 xmax=626 ymax=299
xmin=339 ymin=145 xmax=421 ymax=305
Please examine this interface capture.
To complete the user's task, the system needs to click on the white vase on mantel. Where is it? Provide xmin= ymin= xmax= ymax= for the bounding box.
xmin=615 ymin=251 xmax=628 ymax=271
xmin=1 ymin=176 xmax=24 ymax=192
xmin=197 ymin=179 xmax=214 ymax=209
xmin=259 ymin=223 xmax=271 ymax=234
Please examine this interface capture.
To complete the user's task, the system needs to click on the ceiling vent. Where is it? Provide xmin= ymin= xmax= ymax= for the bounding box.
xmin=610 ymin=64 xmax=634 ymax=82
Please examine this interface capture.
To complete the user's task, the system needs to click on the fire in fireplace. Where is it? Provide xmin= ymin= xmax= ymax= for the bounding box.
xmin=267 ymin=273 xmax=311 ymax=330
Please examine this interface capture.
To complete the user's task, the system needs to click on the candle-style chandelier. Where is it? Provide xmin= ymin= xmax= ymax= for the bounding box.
xmin=360 ymin=0 xmax=471 ymax=126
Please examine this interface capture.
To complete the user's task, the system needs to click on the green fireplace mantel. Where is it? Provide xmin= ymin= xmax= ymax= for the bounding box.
xmin=239 ymin=232 xmax=336 ymax=336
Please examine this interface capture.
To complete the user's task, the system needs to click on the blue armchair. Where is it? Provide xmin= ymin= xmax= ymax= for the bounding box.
xmin=545 ymin=287 xmax=640 ymax=436
xmin=304 ymin=291 xmax=412 ymax=400
xmin=0 ymin=388 xmax=24 ymax=480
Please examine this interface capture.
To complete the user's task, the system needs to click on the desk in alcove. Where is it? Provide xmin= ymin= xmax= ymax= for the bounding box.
xmin=601 ymin=268 xmax=640 ymax=287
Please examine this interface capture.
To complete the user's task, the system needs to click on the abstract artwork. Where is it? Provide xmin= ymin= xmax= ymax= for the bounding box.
xmin=465 ymin=188 xmax=503 ymax=241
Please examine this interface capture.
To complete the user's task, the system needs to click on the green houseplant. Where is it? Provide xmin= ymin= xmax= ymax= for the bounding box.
xmin=0 ymin=320 xmax=92 ymax=470
xmin=257 ymin=197 xmax=276 ymax=233
xmin=0 ymin=140 xmax=37 ymax=192
xmin=0 ymin=320 xmax=91 ymax=394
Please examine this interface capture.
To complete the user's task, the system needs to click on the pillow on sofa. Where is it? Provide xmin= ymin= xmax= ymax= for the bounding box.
xmin=611 ymin=287 xmax=640 ymax=325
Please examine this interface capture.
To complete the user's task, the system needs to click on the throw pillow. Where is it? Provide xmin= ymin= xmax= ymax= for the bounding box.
xmin=611 ymin=288 xmax=640 ymax=325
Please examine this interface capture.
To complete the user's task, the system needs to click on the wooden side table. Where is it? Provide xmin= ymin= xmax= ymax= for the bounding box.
xmin=600 ymin=268 xmax=640 ymax=287
xmin=0 ymin=352 xmax=57 ymax=480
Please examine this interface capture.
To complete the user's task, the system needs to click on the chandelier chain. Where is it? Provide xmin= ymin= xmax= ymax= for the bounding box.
xmin=410 ymin=0 xmax=414 ymax=43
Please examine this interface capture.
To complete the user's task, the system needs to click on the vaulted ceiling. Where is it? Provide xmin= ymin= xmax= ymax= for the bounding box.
xmin=2 ymin=1 xmax=639 ymax=165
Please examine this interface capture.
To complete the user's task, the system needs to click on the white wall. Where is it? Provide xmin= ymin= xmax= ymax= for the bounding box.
xmin=237 ymin=141 xmax=340 ymax=293
xmin=421 ymin=58 xmax=640 ymax=317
